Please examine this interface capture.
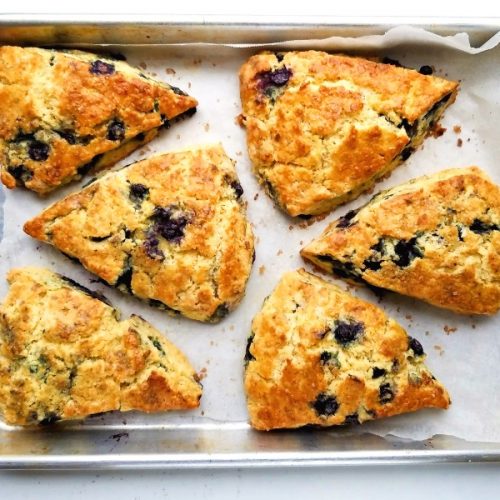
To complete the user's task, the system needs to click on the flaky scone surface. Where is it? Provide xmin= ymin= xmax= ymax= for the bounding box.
xmin=244 ymin=269 xmax=449 ymax=431
xmin=24 ymin=144 xmax=255 ymax=322
xmin=0 ymin=46 xmax=197 ymax=194
xmin=239 ymin=51 xmax=458 ymax=216
xmin=0 ymin=267 xmax=202 ymax=426
xmin=301 ymin=167 xmax=500 ymax=315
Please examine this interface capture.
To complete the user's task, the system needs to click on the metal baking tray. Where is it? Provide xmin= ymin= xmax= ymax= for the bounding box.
xmin=1 ymin=15 xmax=500 ymax=470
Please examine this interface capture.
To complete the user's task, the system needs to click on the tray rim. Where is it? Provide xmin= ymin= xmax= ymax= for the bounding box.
xmin=0 ymin=17 xmax=499 ymax=469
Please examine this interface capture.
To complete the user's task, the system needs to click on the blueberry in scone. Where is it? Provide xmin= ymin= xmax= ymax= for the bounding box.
xmin=0 ymin=267 xmax=202 ymax=426
xmin=244 ymin=269 xmax=450 ymax=431
xmin=0 ymin=46 xmax=197 ymax=194
xmin=24 ymin=144 xmax=255 ymax=323
xmin=239 ymin=51 xmax=458 ymax=217
xmin=301 ymin=167 xmax=500 ymax=315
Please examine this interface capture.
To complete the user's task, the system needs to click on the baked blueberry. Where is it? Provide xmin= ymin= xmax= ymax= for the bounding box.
xmin=28 ymin=141 xmax=50 ymax=161
xmin=7 ymin=165 xmax=33 ymax=184
xmin=312 ymin=393 xmax=339 ymax=417
xmin=343 ymin=413 xmax=360 ymax=425
xmin=90 ymin=60 xmax=115 ymax=75
xmin=257 ymin=67 xmax=293 ymax=92
xmin=151 ymin=206 xmax=191 ymax=243
xmin=231 ymin=180 xmax=244 ymax=199
xmin=143 ymin=230 xmax=164 ymax=260
xmin=334 ymin=320 xmax=364 ymax=345
xmin=129 ymin=183 xmax=149 ymax=204
xmin=470 ymin=219 xmax=498 ymax=234
xmin=107 ymin=120 xmax=126 ymax=141
xmin=419 ymin=65 xmax=433 ymax=75
xmin=408 ymin=337 xmax=424 ymax=356
xmin=337 ymin=209 xmax=359 ymax=229
xmin=372 ymin=367 xmax=386 ymax=379
xmin=379 ymin=383 xmax=395 ymax=404
xmin=244 ymin=334 xmax=256 ymax=363
xmin=394 ymin=237 xmax=423 ymax=267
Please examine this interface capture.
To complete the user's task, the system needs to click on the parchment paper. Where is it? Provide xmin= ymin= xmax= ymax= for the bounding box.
xmin=1 ymin=27 xmax=500 ymax=442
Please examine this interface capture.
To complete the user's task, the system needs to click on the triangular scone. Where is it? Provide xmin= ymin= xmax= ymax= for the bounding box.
xmin=239 ymin=51 xmax=458 ymax=216
xmin=24 ymin=144 xmax=255 ymax=322
xmin=301 ymin=167 xmax=500 ymax=315
xmin=0 ymin=267 xmax=202 ymax=426
xmin=0 ymin=46 xmax=197 ymax=194
xmin=244 ymin=269 xmax=449 ymax=431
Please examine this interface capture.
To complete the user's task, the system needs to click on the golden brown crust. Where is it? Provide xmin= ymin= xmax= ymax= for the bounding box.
xmin=24 ymin=144 xmax=255 ymax=322
xmin=0 ymin=267 xmax=202 ymax=426
xmin=239 ymin=51 xmax=458 ymax=216
xmin=0 ymin=46 xmax=197 ymax=194
xmin=301 ymin=167 xmax=500 ymax=315
xmin=244 ymin=269 xmax=450 ymax=431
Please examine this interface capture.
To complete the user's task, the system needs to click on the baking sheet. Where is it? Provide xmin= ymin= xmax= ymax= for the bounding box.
xmin=1 ymin=26 xmax=500 ymax=445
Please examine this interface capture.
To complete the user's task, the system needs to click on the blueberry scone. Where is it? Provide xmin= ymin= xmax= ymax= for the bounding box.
xmin=0 ymin=267 xmax=202 ymax=426
xmin=244 ymin=269 xmax=449 ymax=431
xmin=0 ymin=46 xmax=197 ymax=194
xmin=301 ymin=167 xmax=500 ymax=315
xmin=24 ymin=144 xmax=255 ymax=322
xmin=239 ymin=51 xmax=458 ymax=217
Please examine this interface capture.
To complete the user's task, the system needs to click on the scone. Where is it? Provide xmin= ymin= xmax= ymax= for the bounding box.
xmin=24 ymin=144 xmax=255 ymax=323
xmin=244 ymin=269 xmax=450 ymax=431
xmin=239 ymin=51 xmax=458 ymax=217
xmin=0 ymin=46 xmax=197 ymax=194
xmin=0 ymin=267 xmax=202 ymax=426
xmin=301 ymin=167 xmax=500 ymax=315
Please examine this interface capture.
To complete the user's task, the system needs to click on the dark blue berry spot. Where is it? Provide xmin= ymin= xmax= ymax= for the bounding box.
xmin=400 ymin=146 xmax=414 ymax=161
xmin=312 ymin=393 xmax=339 ymax=417
xmin=170 ymin=85 xmax=188 ymax=96
xmin=129 ymin=183 xmax=149 ymax=204
xmin=211 ymin=303 xmax=230 ymax=322
xmin=257 ymin=67 xmax=293 ymax=94
xmin=363 ymin=259 xmax=382 ymax=271
xmin=28 ymin=141 xmax=50 ymax=161
xmin=143 ymin=230 xmax=165 ymax=260
xmin=379 ymin=383 xmax=395 ymax=404
xmin=316 ymin=255 xmax=361 ymax=281
xmin=115 ymin=258 xmax=133 ymax=293
xmin=419 ymin=65 xmax=433 ymax=75
xmin=90 ymin=60 xmax=115 ymax=75
xmin=337 ymin=209 xmax=359 ymax=229
xmin=372 ymin=367 xmax=386 ymax=379
xmin=343 ymin=413 xmax=360 ymax=425
xmin=470 ymin=219 xmax=499 ymax=234
xmin=244 ymin=334 xmax=256 ymax=363
xmin=7 ymin=165 xmax=33 ymax=184
xmin=107 ymin=119 xmax=126 ymax=141
xmin=399 ymin=118 xmax=417 ymax=138
xmin=408 ymin=336 xmax=424 ymax=356
xmin=56 ymin=130 xmax=77 ymax=145
xmin=382 ymin=57 xmax=402 ymax=67
xmin=39 ymin=413 xmax=61 ymax=425
xmin=151 ymin=206 xmax=191 ymax=243
xmin=334 ymin=320 xmax=364 ymax=345
xmin=231 ymin=180 xmax=244 ymax=199
xmin=319 ymin=351 xmax=332 ymax=365
xmin=394 ymin=237 xmax=423 ymax=267
xmin=77 ymin=153 xmax=102 ymax=177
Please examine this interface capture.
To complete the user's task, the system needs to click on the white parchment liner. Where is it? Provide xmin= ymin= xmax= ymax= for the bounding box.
xmin=1 ymin=27 xmax=500 ymax=442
